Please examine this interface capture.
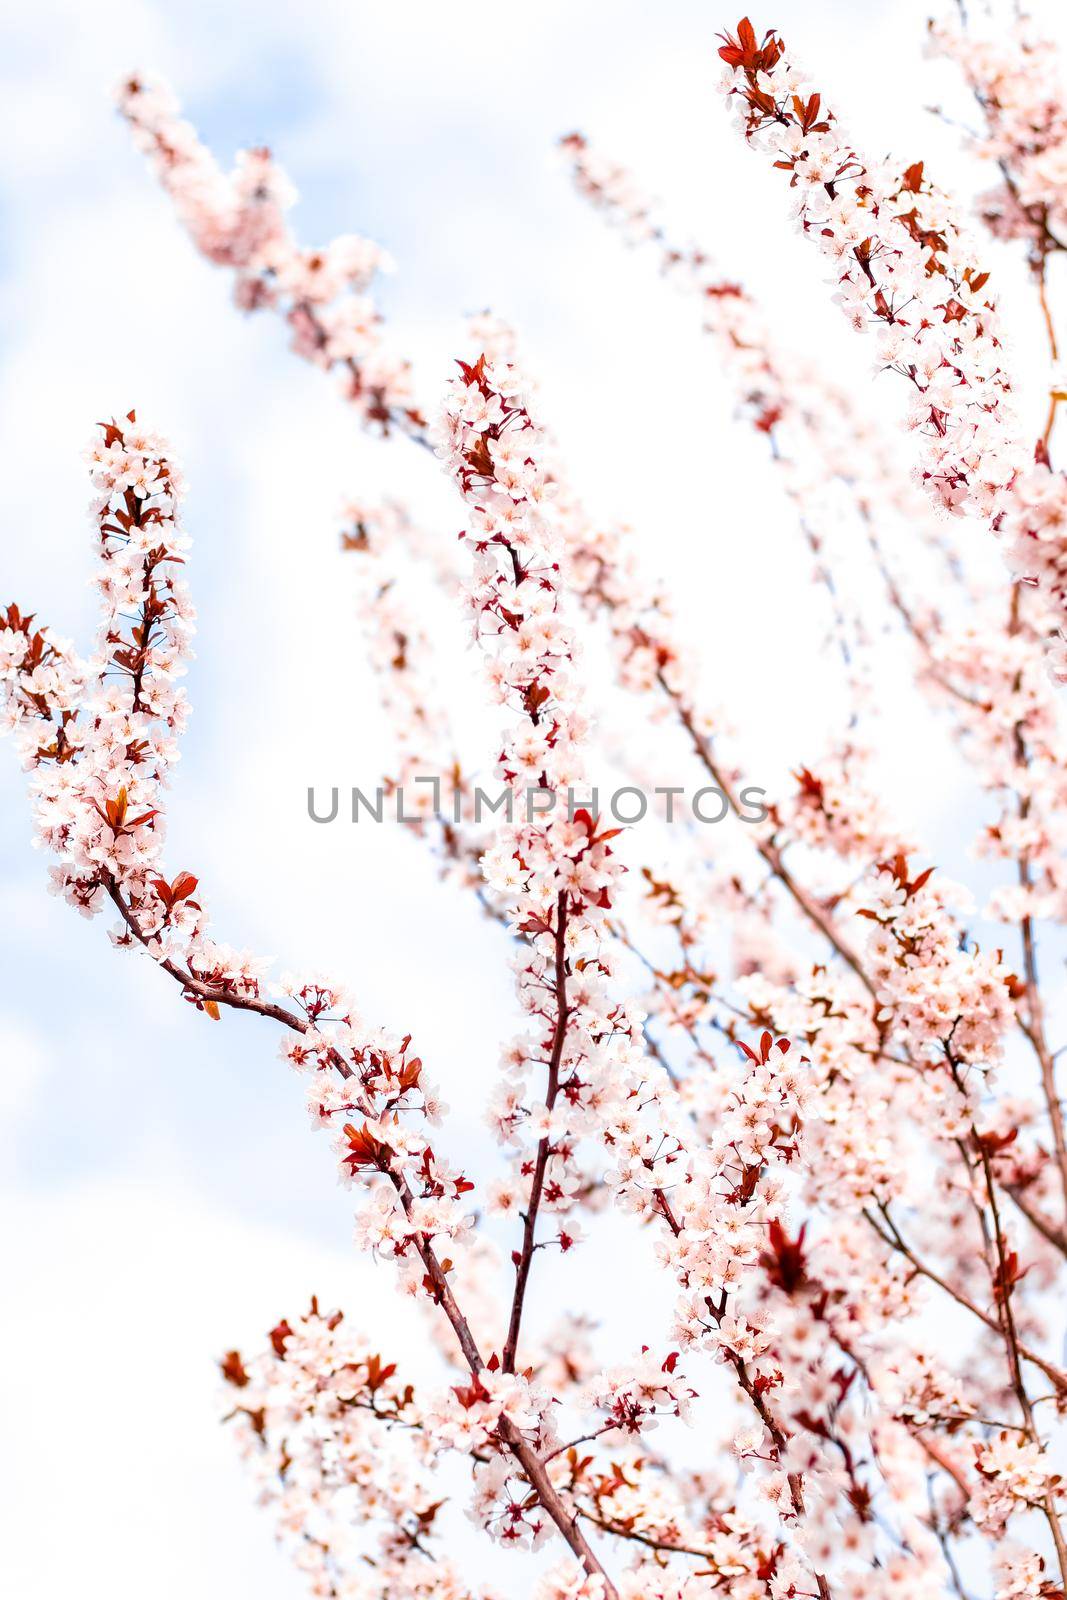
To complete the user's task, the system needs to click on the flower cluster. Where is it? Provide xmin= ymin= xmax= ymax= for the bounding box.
xmin=561 ymin=130 xmax=973 ymax=691
xmin=928 ymin=12 xmax=1067 ymax=258
xmin=718 ymin=17 xmax=1067 ymax=675
xmin=974 ymin=1431 xmax=1064 ymax=1541
xmin=1 ymin=416 xmax=193 ymax=930
xmin=860 ymin=854 xmax=1016 ymax=1069
xmin=117 ymin=75 xmax=423 ymax=435
xmin=435 ymin=355 xmax=651 ymax=1336
xmin=220 ymin=1300 xmax=496 ymax=1600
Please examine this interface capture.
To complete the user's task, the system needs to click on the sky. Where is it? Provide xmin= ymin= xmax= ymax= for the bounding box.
xmin=2 ymin=0 xmax=1066 ymax=1594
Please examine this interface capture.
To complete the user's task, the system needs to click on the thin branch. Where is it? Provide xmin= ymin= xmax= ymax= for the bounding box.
xmin=502 ymin=889 xmax=570 ymax=1373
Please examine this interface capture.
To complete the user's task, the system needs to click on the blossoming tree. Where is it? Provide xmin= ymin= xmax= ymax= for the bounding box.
xmin=7 ymin=8 xmax=1067 ymax=1599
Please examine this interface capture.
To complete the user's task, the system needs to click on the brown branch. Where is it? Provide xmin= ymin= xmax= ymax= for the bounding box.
xmin=1006 ymin=1185 xmax=1067 ymax=1256
xmin=865 ymin=1203 xmax=1067 ymax=1397
xmin=1037 ymin=256 xmax=1062 ymax=453
xmin=502 ymin=888 xmax=569 ymax=1373
xmin=976 ymin=1130 xmax=1067 ymax=1590
xmin=1016 ymin=911 xmax=1067 ymax=1221
xmin=577 ymin=1508 xmax=716 ymax=1562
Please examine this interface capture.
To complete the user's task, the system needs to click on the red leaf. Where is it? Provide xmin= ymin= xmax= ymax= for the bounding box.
xmin=341 ymin=1121 xmax=392 ymax=1174
xmin=219 ymin=1349 xmax=250 ymax=1387
xmin=269 ymin=1319 xmax=294 ymax=1357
